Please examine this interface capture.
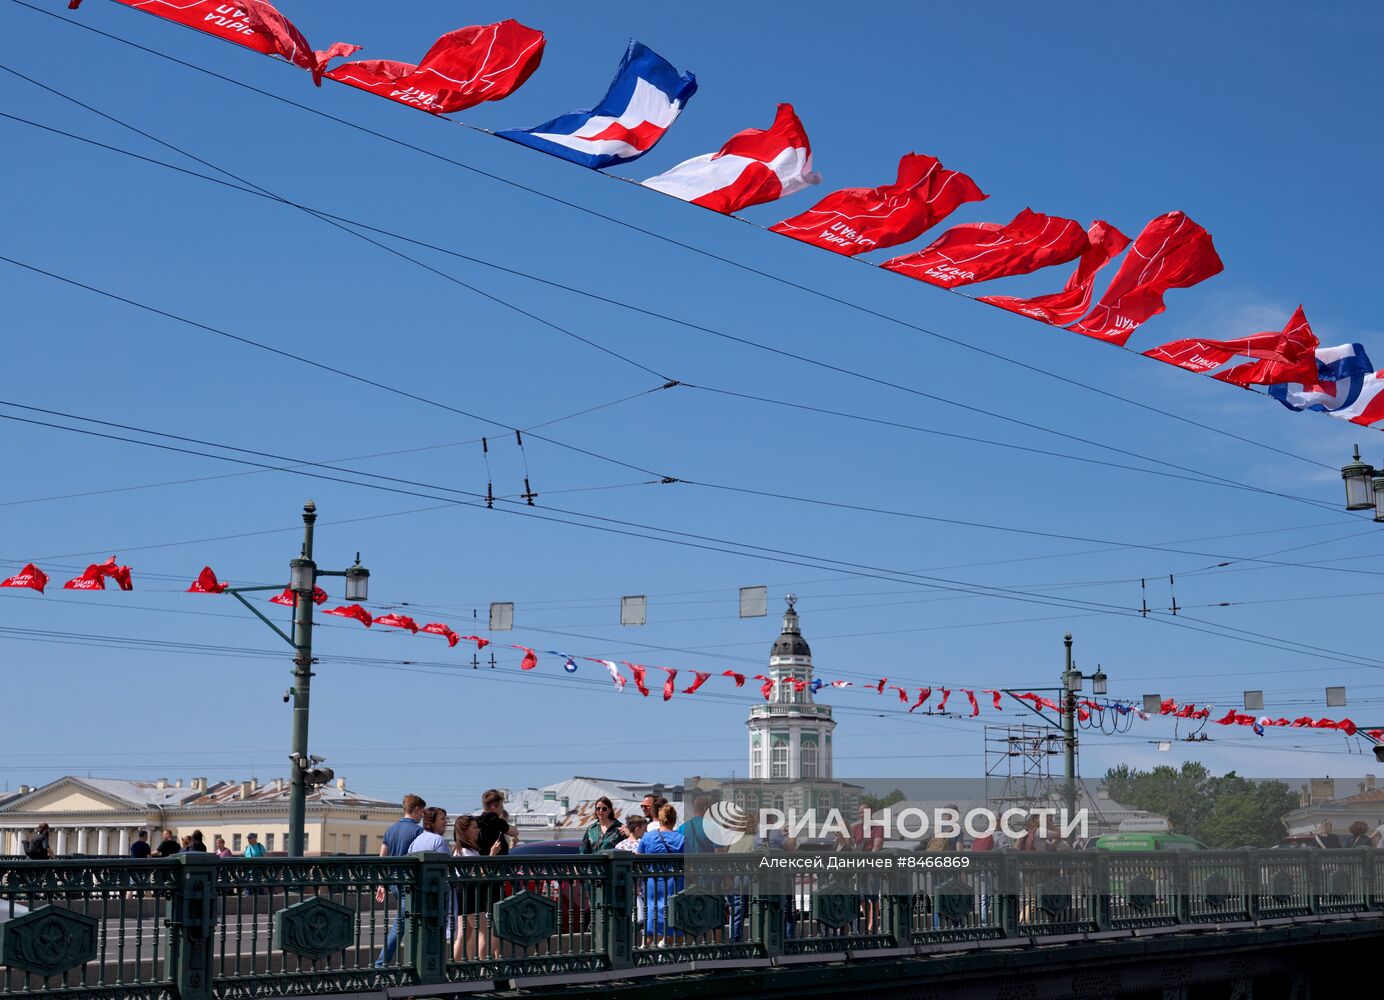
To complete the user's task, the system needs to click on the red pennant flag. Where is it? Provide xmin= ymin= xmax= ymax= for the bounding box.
xmin=519 ymin=647 xmax=538 ymax=671
xmin=1340 ymin=719 xmax=1358 ymax=737
xmin=374 ymin=613 xmax=420 ymax=633
xmin=655 ymin=667 xmax=678 ymax=701
xmin=1175 ymin=703 xmax=1197 ymax=719
xmin=937 ymin=688 xmax=951 ymax=713
xmin=1214 ymin=710 xmax=1238 ymax=725
xmin=187 ymin=567 xmax=228 ymax=594
xmin=327 ymin=20 xmax=545 ymax=114
xmin=422 ymin=622 xmax=460 ymax=647
xmin=323 ymin=604 xmax=373 ymax=627
xmin=892 ymin=685 xmax=910 ymax=704
xmin=769 ymin=152 xmax=985 ymax=256
xmin=722 ymin=670 xmax=745 ymax=687
xmin=1068 ymin=211 xmax=1224 ymax=345
xmin=982 ymin=689 xmax=1003 ymax=710
xmin=909 ymin=687 xmax=932 ymax=713
xmin=1143 ymin=306 xmax=1320 ymax=387
xmin=89 ymin=557 xmax=133 ymax=591
xmin=979 ymin=220 xmax=1130 ymax=325
xmin=1 ymin=563 xmax=49 ymax=593
xmin=883 ymin=209 xmax=1088 ymax=289
xmin=270 ymin=586 xmax=328 ymax=606
xmin=626 ymin=662 xmax=651 ymax=697
xmin=754 ymin=674 xmax=774 ymax=701
xmin=63 ymin=565 xmax=106 ymax=590
xmin=873 ymin=678 xmax=888 ymax=694
xmin=81 ymin=1 xmax=359 ymax=84
xmin=1160 ymin=698 xmax=1177 ymax=715
xmin=964 ymin=689 xmax=980 ymax=717
xmin=462 ymin=635 xmax=490 ymax=649
xmin=683 ymin=671 xmax=712 ymax=695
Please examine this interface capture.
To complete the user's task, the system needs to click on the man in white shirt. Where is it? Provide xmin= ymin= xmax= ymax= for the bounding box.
xmin=408 ymin=807 xmax=449 ymax=853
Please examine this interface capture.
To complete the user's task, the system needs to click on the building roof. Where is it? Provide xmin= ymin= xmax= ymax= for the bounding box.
xmin=0 ymin=775 xmax=395 ymax=815
xmin=771 ymin=604 xmax=811 ymax=658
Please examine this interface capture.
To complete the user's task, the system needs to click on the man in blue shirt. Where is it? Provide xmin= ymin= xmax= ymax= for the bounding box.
xmin=375 ymin=794 xmax=425 ymax=968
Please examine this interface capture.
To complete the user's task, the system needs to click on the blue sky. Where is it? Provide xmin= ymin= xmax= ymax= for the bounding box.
xmin=3 ymin=1 xmax=1383 ymax=810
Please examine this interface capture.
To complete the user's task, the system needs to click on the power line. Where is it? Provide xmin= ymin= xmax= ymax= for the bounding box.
xmin=0 ymin=104 xmax=1352 ymax=520
xmin=10 ymin=0 xmax=1339 ymax=476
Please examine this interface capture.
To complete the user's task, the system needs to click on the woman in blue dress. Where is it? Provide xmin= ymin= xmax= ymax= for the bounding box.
xmin=637 ymin=803 xmax=685 ymax=946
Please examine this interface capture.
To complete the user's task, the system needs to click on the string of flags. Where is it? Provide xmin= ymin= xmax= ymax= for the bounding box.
xmin=4 ymin=559 xmax=1374 ymax=740
xmin=62 ymin=0 xmax=1384 ymax=432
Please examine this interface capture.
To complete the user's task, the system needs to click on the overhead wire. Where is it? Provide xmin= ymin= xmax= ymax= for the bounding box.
xmin=7 ymin=0 xmax=1343 ymax=476
xmin=0 ymin=101 xmax=1356 ymax=520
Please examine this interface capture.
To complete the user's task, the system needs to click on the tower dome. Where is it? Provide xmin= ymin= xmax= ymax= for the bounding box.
xmin=745 ymin=594 xmax=835 ymax=781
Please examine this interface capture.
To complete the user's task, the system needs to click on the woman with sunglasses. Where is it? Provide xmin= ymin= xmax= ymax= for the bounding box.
xmin=580 ymin=797 xmax=627 ymax=853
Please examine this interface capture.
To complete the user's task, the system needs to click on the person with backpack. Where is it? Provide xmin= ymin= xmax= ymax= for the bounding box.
xmin=25 ymin=823 xmax=52 ymax=859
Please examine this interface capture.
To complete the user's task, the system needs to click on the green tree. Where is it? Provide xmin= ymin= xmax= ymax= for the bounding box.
xmin=862 ymin=789 xmax=906 ymax=810
xmin=1103 ymin=763 xmax=1296 ymax=847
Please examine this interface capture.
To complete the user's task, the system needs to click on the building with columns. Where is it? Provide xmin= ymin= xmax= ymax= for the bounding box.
xmin=0 ymin=775 xmax=398 ymax=857
xmin=721 ymin=596 xmax=863 ymax=820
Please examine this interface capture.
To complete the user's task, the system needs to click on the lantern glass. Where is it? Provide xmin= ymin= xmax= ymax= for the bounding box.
xmin=1092 ymin=671 xmax=1108 ymax=695
xmin=1343 ymin=448 xmax=1375 ymax=510
xmin=345 ymin=563 xmax=369 ymax=602
xmin=1065 ymin=670 xmax=1083 ymax=692
xmin=1373 ymin=477 xmax=1384 ymax=523
xmin=289 ymin=557 xmax=315 ymax=593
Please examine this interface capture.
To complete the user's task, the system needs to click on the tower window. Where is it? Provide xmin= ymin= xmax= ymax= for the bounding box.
xmin=801 ymin=743 xmax=817 ymax=779
xmin=771 ymin=739 xmax=789 ymax=779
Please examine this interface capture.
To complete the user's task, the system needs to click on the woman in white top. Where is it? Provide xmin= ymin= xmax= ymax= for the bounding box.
xmin=451 ymin=815 xmax=485 ymax=961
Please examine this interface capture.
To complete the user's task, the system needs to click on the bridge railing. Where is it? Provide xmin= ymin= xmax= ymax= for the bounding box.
xmin=2 ymin=848 xmax=1380 ymax=998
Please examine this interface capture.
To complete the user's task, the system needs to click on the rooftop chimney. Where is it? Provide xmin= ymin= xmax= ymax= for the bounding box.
xmin=18 ymin=785 xmax=32 ymax=795
xmin=156 ymin=778 xmax=168 ymax=790
xmin=1367 ymin=775 xmax=1377 ymax=790
xmin=336 ymin=777 xmax=347 ymax=792
xmin=239 ymin=780 xmax=256 ymax=800
xmin=191 ymin=777 xmax=208 ymax=794
xmin=174 ymin=778 xmax=183 ymax=788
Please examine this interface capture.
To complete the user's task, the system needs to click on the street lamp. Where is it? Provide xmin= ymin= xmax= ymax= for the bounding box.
xmin=1342 ymin=445 xmax=1376 ymax=511
xmin=1090 ymin=667 xmax=1108 ymax=696
xmin=224 ymin=501 xmax=369 ymax=857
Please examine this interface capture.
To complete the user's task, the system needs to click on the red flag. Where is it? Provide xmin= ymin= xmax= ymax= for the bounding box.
xmin=982 ymin=689 xmax=1003 ymax=710
xmin=909 ymin=687 xmax=932 ymax=713
xmin=754 ymin=674 xmax=774 ymax=700
xmin=979 ymin=221 xmax=1130 ymax=325
xmin=1159 ymin=698 xmax=1177 ymax=715
xmin=270 ymin=586 xmax=327 ymax=606
xmin=683 ymin=671 xmax=712 ymax=695
xmin=463 ymin=635 xmax=490 ymax=649
xmin=626 ymin=663 xmax=651 ymax=697
xmin=1340 ymin=719 xmax=1359 ymax=737
xmin=1 ymin=563 xmax=49 ymax=593
xmin=326 ymin=21 xmax=545 ymax=114
xmin=374 ymin=613 xmax=420 ymax=633
xmin=187 ymin=566 xmax=228 ymax=594
xmin=1214 ymin=710 xmax=1237 ymax=725
xmin=964 ymin=689 xmax=980 ymax=717
xmin=1175 ymin=704 xmax=1197 ymax=719
xmin=873 ymin=678 xmax=888 ymax=694
xmin=722 ymin=670 xmax=745 ymax=687
xmin=323 ymin=604 xmax=373 ymax=627
xmin=882 ymin=209 xmax=1088 ymax=289
xmin=89 ymin=557 xmax=133 ymax=591
xmin=893 ymin=685 xmax=910 ymax=704
xmin=63 ymin=565 xmax=105 ymax=590
xmin=422 ymin=622 xmax=460 ymax=647
xmin=85 ymin=1 xmax=359 ymax=84
xmin=656 ymin=667 xmax=678 ymax=701
xmin=937 ymin=688 xmax=951 ymax=713
xmin=517 ymin=646 xmax=538 ymax=671
xmin=769 ymin=152 xmax=985 ymax=256
xmin=1068 ymin=212 xmax=1224 ymax=345
xmin=1143 ymin=306 xmax=1320 ymax=386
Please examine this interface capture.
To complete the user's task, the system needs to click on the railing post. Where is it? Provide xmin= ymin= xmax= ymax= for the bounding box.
xmin=1092 ymin=852 xmax=1111 ymax=931
xmin=1307 ymin=850 xmax=1322 ymax=915
xmin=1245 ymin=848 xmax=1262 ymax=921
xmin=166 ymin=853 xmax=218 ymax=1000
xmin=1367 ymin=848 xmax=1382 ymax=911
xmin=999 ymin=851 xmax=1019 ymax=938
xmin=596 ymin=853 xmax=634 ymax=970
xmin=404 ymin=852 xmax=449 ymax=986
xmin=880 ymin=865 xmax=913 ymax=947
xmin=753 ymin=863 xmax=786 ymax=957
xmin=1173 ymin=853 xmax=1190 ymax=924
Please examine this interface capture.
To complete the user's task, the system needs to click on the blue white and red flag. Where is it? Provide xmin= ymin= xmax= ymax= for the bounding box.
xmin=497 ymin=40 xmax=695 ymax=169
xmin=1268 ymin=344 xmax=1381 ymax=424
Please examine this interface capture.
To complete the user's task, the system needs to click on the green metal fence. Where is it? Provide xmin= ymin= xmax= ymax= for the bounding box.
xmin=2 ymin=849 xmax=1380 ymax=998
